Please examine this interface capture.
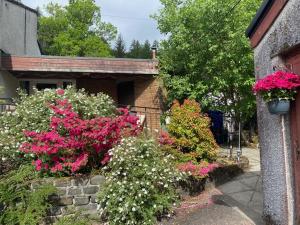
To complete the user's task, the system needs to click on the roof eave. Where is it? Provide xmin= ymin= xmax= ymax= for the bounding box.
xmin=245 ymin=0 xmax=274 ymax=38
xmin=5 ymin=0 xmax=38 ymax=14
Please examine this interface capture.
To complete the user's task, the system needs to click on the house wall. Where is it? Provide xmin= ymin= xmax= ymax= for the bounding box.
xmin=134 ymin=77 xmax=164 ymax=131
xmin=0 ymin=70 xmax=18 ymax=98
xmin=253 ymin=0 xmax=300 ymax=224
xmin=76 ymin=76 xmax=164 ymax=131
xmin=76 ymin=78 xmax=118 ymax=102
xmin=0 ymin=0 xmax=41 ymax=98
xmin=0 ymin=0 xmax=40 ymax=55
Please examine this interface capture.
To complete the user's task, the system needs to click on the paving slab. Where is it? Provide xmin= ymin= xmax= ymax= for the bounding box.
xmin=162 ymin=204 xmax=255 ymax=225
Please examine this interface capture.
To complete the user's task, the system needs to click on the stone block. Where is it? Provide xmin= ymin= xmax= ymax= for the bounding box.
xmin=76 ymin=203 xmax=98 ymax=212
xmin=90 ymin=175 xmax=105 ymax=185
xmin=61 ymin=206 xmax=77 ymax=215
xmin=71 ymin=177 xmax=89 ymax=186
xmin=48 ymin=206 xmax=62 ymax=216
xmin=56 ymin=197 xmax=73 ymax=206
xmin=54 ymin=179 xmax=71 ymax=187
xmin=57 ymin=188 xmax=67 ymax=196
xmin=67 ymin=187 xmax=82 ymax=196
xmin=74 ymin=196 xmax=90 ymax=206
xmin=83 ymin=186 xmax=99 ymax=195
xmin=90 ymin=195 xmax=98 ymax=203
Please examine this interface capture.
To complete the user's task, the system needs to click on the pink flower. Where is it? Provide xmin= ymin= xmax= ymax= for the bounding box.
xmin=159 ymin=132 xmax=174 ymax=146
xmin=177 ymin=162 xmax=218 ymax=178
xmin=35 ymin=159 xmax=43 ymax=171
xmin=20 ymin=99 xmax=141 ymax=175
xmin=253 ymin=71 xmax=300 ymax=93
xmin=56 ymin=89 xmax=65 ymax=95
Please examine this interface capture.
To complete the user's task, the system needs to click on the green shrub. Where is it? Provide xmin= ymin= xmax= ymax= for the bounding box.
xmin=54 ymin=211 xmax=93 ymax=225
xmin=0 ymin=87 xmax=116 ymax=163
xmin=98 ymin=136 xmax=184 ymax=225
xmin=0 ymin=165 xmax=56 ymax=225
xmin=167 ymin=99 xmax=218 ymax=162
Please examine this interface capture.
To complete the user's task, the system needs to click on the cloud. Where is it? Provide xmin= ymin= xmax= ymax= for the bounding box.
xmin=22 ymin=0 xmax=163 ymax=47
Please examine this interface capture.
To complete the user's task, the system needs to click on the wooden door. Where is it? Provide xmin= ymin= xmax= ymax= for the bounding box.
xmin=286 ymin=46 xmax=300 ymax=220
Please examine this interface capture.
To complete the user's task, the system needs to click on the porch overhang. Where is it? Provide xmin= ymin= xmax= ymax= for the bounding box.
xmin=0 ymin=55 xmax=159 ymax=79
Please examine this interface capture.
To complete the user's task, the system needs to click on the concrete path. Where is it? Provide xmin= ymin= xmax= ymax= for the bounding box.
xmin=217 ymin=148 xmax=263 ymax=221
xmin=161 ymin=148 xmax=264 ymax=225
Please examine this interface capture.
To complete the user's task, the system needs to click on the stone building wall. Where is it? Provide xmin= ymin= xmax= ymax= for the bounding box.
xmin=253 ymin=0 xmax=300 ymax=223
xmin=32 ymin=175 xmax=105 ymax=222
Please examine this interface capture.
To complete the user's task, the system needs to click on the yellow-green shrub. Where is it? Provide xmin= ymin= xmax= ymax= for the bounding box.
xmin=167 ymin=99 xmax=218 ymax=162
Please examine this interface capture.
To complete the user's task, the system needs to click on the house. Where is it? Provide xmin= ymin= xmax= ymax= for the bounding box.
xmin=0 ymin=0 xmax=162 ymax=132
xmin=246 ymin=0 xmax=300 ymax=224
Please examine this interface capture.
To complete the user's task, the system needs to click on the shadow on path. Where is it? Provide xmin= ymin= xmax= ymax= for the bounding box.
xmin=160 ymin=148 xmax=264 ymax=225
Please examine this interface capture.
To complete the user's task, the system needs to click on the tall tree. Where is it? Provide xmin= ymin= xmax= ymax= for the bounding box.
xmin=154 ymin=0 xmax=261 ymax=122
xmin=113 ymin=34 xmax=126 ymax=58
xmin=127 ymin=40 xmax=141 ymax=58
xmin=38 ymin=0 xmax=117 ymax=57
xmin=141 ymin=40 xmax=151 ymax=59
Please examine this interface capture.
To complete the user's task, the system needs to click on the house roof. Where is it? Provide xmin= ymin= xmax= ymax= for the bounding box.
xmin=5 ymin=0 xmax=38 ymax=14
xmin=0 ymin=55 xmax=159 ymax=77
xmin=245 ymin=0 xmax=288 ymax=48
xmin=246 ymin=0 xmax=274 ymax=38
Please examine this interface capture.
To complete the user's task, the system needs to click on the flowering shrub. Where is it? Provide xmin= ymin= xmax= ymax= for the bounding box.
xmin=167 ymin=99 xmax=218 ymax=162
xmin=0 ymin=87 xmax=116 ymax=163
xmin=159 ymin=131 xmax=174 ymax=146
xmin=20 ymin=100 xmax=140 ymax=175
xmin=177 ymin=161 xmax=218 ymax=178
xmin=98 ymin=137 xmax=185 ymax=225
xmin=253 ymin=71 xmax=300 ymax=102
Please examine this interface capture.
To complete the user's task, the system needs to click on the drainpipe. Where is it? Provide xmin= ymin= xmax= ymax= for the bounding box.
xmin=281 ymin=115 xmax=294 ymax=225
xmin=24 ymin=8 xmax=27 ymax=55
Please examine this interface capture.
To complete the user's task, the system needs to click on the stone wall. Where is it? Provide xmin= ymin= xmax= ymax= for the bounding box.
xmin=32 ymin=175 xmax=105 ymax=221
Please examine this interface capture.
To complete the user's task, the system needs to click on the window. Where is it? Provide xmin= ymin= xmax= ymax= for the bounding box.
xmin=36 ymin=83 xmax=57 ymax=90
xmin=19 ymin=81 xmax=30 ymax=95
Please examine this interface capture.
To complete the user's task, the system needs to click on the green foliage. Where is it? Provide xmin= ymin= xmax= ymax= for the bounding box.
xmin=141 ymin=40 xmax=152 ymax=59
xmin=113 ymin=34 xmax=127 ymax=58
xmin=167 ymin=99 xmax=218 ymax=162
xmin=0 ymin=165 xmax=56 ymax=225
xmin=38 ymin=0 xmax=117 ymax=57
xmin=0 ymin=87 xmax=116 ymax=163
xmin=0 ymin=86 xmax=4 ymax=104
xmin=154 ymin=0 xmax=261 ymax=122
xmin=127 ymin=40 xmax=142 ymax=58
xmin=126 ymin=39 xmax=154 ymax=59
xmin=54 ymin=212 xmax=93 ymax=225
xmin=98 ymin=136 xmax=184 ymax=225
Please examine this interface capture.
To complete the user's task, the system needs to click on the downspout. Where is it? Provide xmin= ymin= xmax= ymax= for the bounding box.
xmin=281 ymin=115 xmax=294 ymax=225
xmin=24 ymin=8 xmax=27 ymax=55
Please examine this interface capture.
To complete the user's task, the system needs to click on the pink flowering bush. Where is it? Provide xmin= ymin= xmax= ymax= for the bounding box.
xmin=20 ymin=100 xmax=140 ymax=175
xmin=177 ymin=161 xmax=219 ymax=178
xmin=253 ymin=71 xmax=300 ymax=102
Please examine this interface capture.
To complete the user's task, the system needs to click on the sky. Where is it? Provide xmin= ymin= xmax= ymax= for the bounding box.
xmin=22 ymin=0 xmax=163 ymax=49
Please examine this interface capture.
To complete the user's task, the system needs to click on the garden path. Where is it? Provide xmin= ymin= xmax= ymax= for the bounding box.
xmin=161 ymin=147 xmax=264 ymax=225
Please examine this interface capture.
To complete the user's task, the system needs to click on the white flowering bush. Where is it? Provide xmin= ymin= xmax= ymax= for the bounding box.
xmin=98 ymin=137 xmax=185 ymax=225
xmin=0 ymin=87 xmax=116 ymax=163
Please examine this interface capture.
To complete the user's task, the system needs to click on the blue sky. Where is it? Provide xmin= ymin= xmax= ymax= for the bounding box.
xmin=22 ymin=0 xmax=163 ymax=49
